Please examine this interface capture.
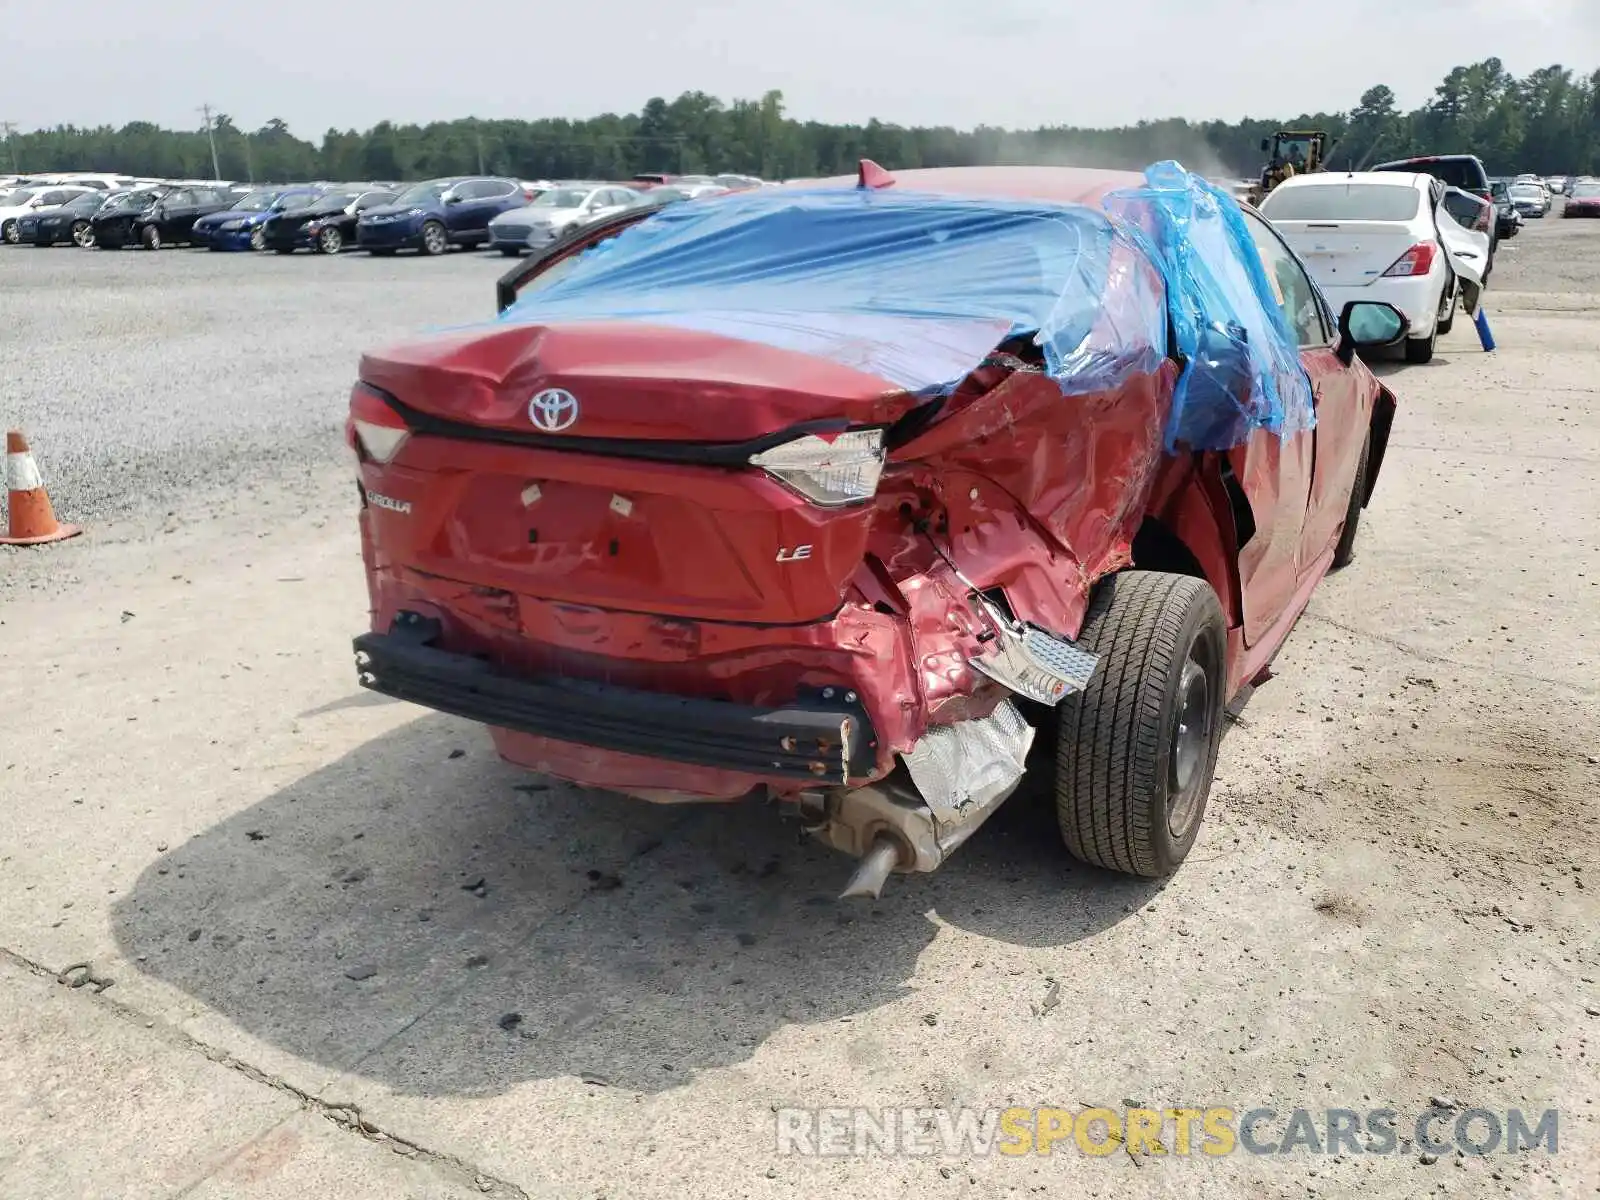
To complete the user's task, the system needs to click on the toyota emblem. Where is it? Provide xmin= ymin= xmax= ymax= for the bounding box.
xmin=528 ymin=388 xmax=579 ymax=432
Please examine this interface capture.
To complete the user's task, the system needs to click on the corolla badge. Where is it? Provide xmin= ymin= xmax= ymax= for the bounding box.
xmin=528 ymin=388 xmax=580 ymax=432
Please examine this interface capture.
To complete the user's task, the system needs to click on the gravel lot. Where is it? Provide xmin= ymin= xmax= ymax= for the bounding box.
xmin=0 ymin=213 xmax=1597 ymax=1199
xmin=0 ymin=245 xmax=499 ymax=528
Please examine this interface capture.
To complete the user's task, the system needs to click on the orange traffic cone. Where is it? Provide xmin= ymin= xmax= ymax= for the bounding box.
xmin=0 ymin=430 xmax=81 ymax=546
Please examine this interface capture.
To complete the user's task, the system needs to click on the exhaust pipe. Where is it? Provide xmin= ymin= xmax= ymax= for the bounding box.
xmin=839 ymin=836 xmax=902 ymax=900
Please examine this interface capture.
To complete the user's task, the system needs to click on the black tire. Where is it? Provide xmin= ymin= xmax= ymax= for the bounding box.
xmin=1404 ymin=326 xmax=1436 ymax=364
xmin=419 ymin=220 xmax=448 ymax=256
xmin=1 ymin=219 xmax=17 ymax=244
xmin=1055 ymin=571 xmax=1227 ymax=877
xmin=316 ymin=226 xmax=344 ymax=255
xmin=1436 ymin=280 xmax=1456 ymax=336
xmin=140 ymin=224 xmax=161 ymax=251
xmin=1332 ymin=432 xmax=1371 ymax=570
xmin=498 ymin=247 xmax=522 ymax=257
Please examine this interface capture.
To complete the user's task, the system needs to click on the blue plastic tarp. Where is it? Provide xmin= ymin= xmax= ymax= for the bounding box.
xmin=496 ymin=163 xmax=1315 ymax=451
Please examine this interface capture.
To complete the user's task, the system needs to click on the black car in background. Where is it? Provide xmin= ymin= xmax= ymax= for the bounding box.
xmin=262 ymin=185 xmax=398 ymax=254
xmin=1488 ymin=180 xmax=1522 ymax=239
xmin=23 ymin=189 xmax=113 ymax=247
xmin=91 ymin=187 xmax=164 ymax=248
xmin=129 ymin=185 xmax=239 ymax=248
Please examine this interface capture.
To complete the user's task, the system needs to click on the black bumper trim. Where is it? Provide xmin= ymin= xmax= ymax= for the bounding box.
xmin=353 ymin=619 xmax=874 ymax=784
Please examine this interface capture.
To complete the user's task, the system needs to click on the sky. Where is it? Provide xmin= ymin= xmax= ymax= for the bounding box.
xmin=3 ymin=0 xmax=1598 ymax=136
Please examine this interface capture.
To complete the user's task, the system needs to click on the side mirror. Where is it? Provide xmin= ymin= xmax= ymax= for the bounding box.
xmin=444 ymin=193 xmax=463 ymax=205
xmin=1260 ymin=138 xmax=1271 ymax=152
xmin=1336 ymin=301 xmax=1409 ymax=365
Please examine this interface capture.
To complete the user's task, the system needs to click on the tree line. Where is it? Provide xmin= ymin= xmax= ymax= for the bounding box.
xmin=6 ymin=60 xmax=1599 ymax=187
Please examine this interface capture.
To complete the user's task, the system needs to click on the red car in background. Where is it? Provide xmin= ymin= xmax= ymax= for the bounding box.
xmin=348 ymin=163 xmax=1409 ymax=898
xmin=1564 ymin=179 xmax=1600 ymax=217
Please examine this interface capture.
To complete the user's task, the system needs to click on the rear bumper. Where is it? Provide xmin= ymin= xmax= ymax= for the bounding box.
xmin=1318 ymin=276 xmax=1442 ymax=338
xmin=355 ymin=615 xmax=876 ymax=785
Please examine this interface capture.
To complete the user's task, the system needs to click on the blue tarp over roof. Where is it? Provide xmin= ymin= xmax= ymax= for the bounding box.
xmin=496 ymin=162 xmax=1315 ymax=451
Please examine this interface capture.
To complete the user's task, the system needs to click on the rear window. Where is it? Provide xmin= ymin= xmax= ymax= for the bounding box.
xmin=1376 ymin=157 xmax=1487 ymax=192
xmin=1261 ymin=183 xmax=1420 ymax=222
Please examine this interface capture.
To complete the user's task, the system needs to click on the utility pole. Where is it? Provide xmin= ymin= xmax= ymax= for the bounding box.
xmin=198 ymin=103 xmax=221 ymax=180
xmin=0 ymin=122 xmax=18 ymax=174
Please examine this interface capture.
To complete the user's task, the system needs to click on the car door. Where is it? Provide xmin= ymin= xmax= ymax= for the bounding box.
xmin=1432 ymin=186 xmax=1489 ymax=290
xmin=154 ymin=189 xmax=193 ymax=236
xmin=1242 ymin=209 xmax=1373 ymax=582
xmin=445 ymin=181 xmax=495 ymax=236
xmin=1221 ymin=211 xmax=1326 ymax=643
xmin=470 ymin=180 xmax=519 ymax=231
xmin=350 ymin=191 xmax=394 ymax=232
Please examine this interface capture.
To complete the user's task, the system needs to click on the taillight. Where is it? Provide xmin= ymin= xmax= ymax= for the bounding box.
xmin=1382 ymin=243 xmax=1438 ymax=278
xmin=349 ymin=384 xmax=410 ymax=463
xmin=748 ymin=429 xmax=885 ymax=507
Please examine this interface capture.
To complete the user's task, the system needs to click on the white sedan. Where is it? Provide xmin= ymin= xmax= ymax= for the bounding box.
xmin=1259 ymin=172 xmax=1488 ymax=364
xmin=0 ymin=185 xmax=97 ymax=244
xmin=486 ymin=184 xmax=642 ymax=256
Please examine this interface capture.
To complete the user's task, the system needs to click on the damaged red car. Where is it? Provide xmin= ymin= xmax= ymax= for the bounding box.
xmin=349 ymin=161 xmax=1408 ymax=898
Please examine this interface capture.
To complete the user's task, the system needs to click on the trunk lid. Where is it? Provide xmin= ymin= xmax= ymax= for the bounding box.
xmin=1270 ymin=220 xmax=1421 ymax=288
xmin=358 ymin=320 xmax=935 ymax=624
xmin=359 ymin=319 xmax=922 ymax=443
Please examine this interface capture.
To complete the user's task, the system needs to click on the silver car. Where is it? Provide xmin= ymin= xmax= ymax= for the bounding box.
xmin=486 ymin=184 xmax=642 ymax=256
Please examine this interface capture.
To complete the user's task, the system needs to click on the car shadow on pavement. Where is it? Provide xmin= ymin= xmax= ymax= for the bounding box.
xmin=112 ymin=711 xmax=1158 ymax=1098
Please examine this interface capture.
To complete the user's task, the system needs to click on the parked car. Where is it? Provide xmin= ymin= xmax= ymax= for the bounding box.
xmin=263 ymin=185 xmax=399 ymax=254
xmin=1564 ymin=179 xmax=1600 ymax=218
xmin=1262 ymin=172 xmax=1486 ymax=364
xmin=1545 ymin=176 xmax=1567 ymax=195
xmin=355 ymin=177 xmax=527 ymax=255
xmin=486 ymin=184 xmax=642 ymax=255
xmin=128 ymin=185 xmax=240 ymax=249
xmin=190 ymin=185 xmax=327 ymax=250
xmin=1508 ymin=181 xmax=1549 ymax=219
xmin=24 ymin=173 xmax=138 ymax=191
xmin=346 ymin=164 xmax=1412 ymax=896
xmin=16 ymin=188 xmax=115 ymax=246
xmin=1488 ymin=180 xmax=1522 ymax=239
xmin=90 ymin=187 xmax=165 ymax=248
xmin=0 ymin=184 xmax=96 ymax=243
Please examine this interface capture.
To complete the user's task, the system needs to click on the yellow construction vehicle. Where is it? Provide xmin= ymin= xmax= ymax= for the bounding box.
xmin=1247 ymin=130 xmax=1330 ymax=206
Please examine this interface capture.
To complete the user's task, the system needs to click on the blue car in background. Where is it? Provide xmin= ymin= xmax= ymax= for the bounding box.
xmin=191 ymin=185 xmax=327 ymax=251
xmin=355 ymin=176 xmax=529 ymax=255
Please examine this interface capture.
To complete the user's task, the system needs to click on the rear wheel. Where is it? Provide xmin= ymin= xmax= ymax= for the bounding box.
xmin=420 ymin=220 xmax=448 ymax=256
xmin=140 ymin=225 xmax=162 ymax=251
xmin=1436 ymin=279 xmax=1457 ymax=336
xmin=1404 ymin=323 xmax=1437 ymax=364
xmin=317 ymin=226 xmax=344 ymax=254
xmin=1 ymin=220 xmax=17 ymax=244
xmin=1054 ymin=572 xmax=1227 ymax=877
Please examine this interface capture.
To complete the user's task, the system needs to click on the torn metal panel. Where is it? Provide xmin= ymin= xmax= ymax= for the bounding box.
xmin=903 ymin=699 xmax=1036 ymax=826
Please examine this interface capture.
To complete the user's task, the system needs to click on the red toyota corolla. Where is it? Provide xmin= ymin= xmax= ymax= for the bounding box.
xmin=348 ymin=162 xmax=1409 ymax=897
